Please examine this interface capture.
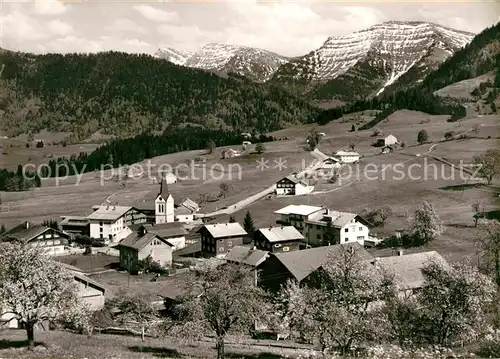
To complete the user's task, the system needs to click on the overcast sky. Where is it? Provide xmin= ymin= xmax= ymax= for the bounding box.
xmin=1 ymin=0 xmax=499 ymax=57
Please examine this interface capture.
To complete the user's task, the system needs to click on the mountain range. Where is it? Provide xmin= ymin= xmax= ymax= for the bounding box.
xmin=155 ymin=21 xmax=475 ymax=102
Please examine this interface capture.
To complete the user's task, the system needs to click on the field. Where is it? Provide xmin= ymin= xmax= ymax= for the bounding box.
xmin=1 ymin=110 xmax=499 ymax=265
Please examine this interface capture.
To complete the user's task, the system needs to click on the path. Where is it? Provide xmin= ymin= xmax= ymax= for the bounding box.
xmin=201 ymin=149 xmax=327 ymax=217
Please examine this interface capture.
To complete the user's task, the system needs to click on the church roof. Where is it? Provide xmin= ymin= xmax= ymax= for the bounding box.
xmin=158 ymin=175 xmax=171 ymax=200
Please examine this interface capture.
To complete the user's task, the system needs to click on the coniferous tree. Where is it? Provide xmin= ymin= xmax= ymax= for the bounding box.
xmin=243 ymin=211 xmax=255 ymax=236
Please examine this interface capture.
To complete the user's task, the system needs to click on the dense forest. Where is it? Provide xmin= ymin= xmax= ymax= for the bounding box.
xmin=0 ymin=166 xmax=41 ymax=191
xmin=0 ymin=51 xmax=319 ymax=139
xmin=317 ymin=22 xmax=500 ymax=127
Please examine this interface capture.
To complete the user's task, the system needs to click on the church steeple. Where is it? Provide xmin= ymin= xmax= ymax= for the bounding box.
xmin=155 ymin=173 xmax=174 ymax=224
xmin=159 ymin=175 xmax=170 ymax=199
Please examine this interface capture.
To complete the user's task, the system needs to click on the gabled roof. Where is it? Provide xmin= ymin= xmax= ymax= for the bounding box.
xmin=323 ymin=156 xmax=341 ymax=163
xmin=87 ymin=206 xmax=133 ymax=221
xmin=198 ymin=223 xmax=248 ymax=238
xmin=257 ymin=226 xmax=304 ymax=243
xmin=60 ymin=262 xmax=108 ymax=294
xmin=118 ymin=232 xmax=173 ymax=251
xmin=180 ymin=198 xmax=199 ymax=212
xmin=59 ymin=216 xmax=89 ymax=226
xmin=142 ymin=223 xmax=187 ymax=238
xmin=2 ymin=222 xmax=69 ymax=243
xmin=268 ymin=243 xmax=372 ymax=282
xmin=374 ymin=251 xmax=449 ymax=290
xmin=274 ymin=205 xmax=323 ymax=216
xmin=224 ymin=246 xmax=269 ymax=267
xmin=158 ymin=175 xmax=171 ymax=200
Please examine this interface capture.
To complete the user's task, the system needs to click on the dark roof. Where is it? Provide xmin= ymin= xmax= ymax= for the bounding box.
xmin=3 ymin=222 xmax=68 ymax=243
xmin=159 ymin=175 xmax=170 ymax=199
xmin=118 ymin=232 xmax=173 ymax=251
xmin=224 ymin=246 xmax=269 ymax=267
xmin=60 ymin=262 xmax=109 ymax=295
xmin=267 ymin=243 xmax=372 ymax=282
xmin=142 ymin=223 xmax=188 ymax=238
xmin=173 ymin=241 xmax=201 ymax=257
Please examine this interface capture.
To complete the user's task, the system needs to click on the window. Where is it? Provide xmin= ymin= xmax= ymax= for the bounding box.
xmin=316 ymin=234 xmax=321 ymax=240
xmin=357 ymin=236 xmax=365 ymax=241
xmin=99 ymin=221 xmax=103 ymax=226
xmin=316 ymin=225 xmax=321 ymax=230
xmin=100 ymin=234 xmax=103 ymax=239
xmin=228 ymin=241 xmax=233 ymax=247
xmin=275 ymin=243 xmax=281 ymax=248
xmin=282 ymin=246 xmax=290 ymax=252
xmin=359 ymin=227 xmax=363 ymax=231
xmin=219 ymin=247 xmax=225 ymax=252
xmin=345 ymin=238 xmax=348 ymax=242
xmin=345 ymin=228 xmax=348 ymax=233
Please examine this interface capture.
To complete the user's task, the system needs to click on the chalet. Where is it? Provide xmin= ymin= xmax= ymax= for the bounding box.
xmin=376 ymin=134 xmax=398 ymax=147
xmin=224 ymin=246 xmax=269 ymax=268
xmin=87 ymin=205 xmax=144 ymax=243
xmin=1 ymin=221 xmax=71 ymax=256
xmin=334 ymin=150 xmax=360 ymax=163
xmin=275 ymin=176 xmax=314 ymax=196
xmin=117 ymin=228 xmax=174 ymax=274
xmin=256 ymin=243 xmax=372 ymax=292
xmin=140 ymin=222 xmax=187 ymax=250
xmin=254 ymin=226 xmax=304 ymax=253
xmin=319 ymin=156 xmax=341 ymax=169
xmin=274 ymin=205 xmax=324 ymax=233
xmin=304 ymin=207 xmax=372 ymax=246
xmin=59 ymin=216 xmax=90 ymax=237
xmin=175 ymin=198 xmax=200 ymax=223
xmin=198 ymin=223 xmax=248 ymax=258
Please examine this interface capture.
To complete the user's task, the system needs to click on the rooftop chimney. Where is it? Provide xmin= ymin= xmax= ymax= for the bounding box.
xmin=269 ymin=225 xmax=273 ymax=231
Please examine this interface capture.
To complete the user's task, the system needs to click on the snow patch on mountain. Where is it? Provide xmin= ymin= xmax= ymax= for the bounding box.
xmin=154 ymin=48 xmax=194 ymax=66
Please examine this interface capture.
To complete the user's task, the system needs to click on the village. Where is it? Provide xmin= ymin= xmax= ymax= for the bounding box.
xmin=1 ymin=111 xmax=499 ymax=359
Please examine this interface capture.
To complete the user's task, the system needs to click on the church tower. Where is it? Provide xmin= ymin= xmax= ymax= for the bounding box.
xmin=155 ymin=176 xmax=175 ymax=224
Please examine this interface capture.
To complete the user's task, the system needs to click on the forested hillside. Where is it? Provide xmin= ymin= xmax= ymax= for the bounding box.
xmin=0 ymin=51 xmax=318 ymax=140
xmin=317 ymin=22 xmax=500 ymax=127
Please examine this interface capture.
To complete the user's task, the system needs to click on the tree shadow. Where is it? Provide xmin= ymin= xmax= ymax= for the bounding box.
xmin=439 ymin=183 xmax=485 ymax=191
xmin=0 ymin=340 xmax=45 ymax=349
xmin=128 ymin=345 xmax=182 ymax=358
xmin=376 ymin=234 xmax=426 ymax=249
xmin=447 ymin=223 xmax=473 ymax=229
xmin=226 ymin=352 xmax=282 ymax=359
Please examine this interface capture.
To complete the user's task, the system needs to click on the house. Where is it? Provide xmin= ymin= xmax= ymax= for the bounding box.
xmin=334 ymin=150 xmax=360 ymax=163
xmin=372 ymin=251 xmax=449 ymax=293
xmin=175 ymin=198 xmax=200 ymax=223
xmin=59 ymin=216 xmax=90 ymax=237
xmin=275 ymin=205 xmax=324 ymax=234
xmin=117 ymin=227 xmax=174 ymax=274
xmin=275 ymin=176 xmax=314 ymax=196
xmin=1 ymin=261 xmax=108 ymax=329
xmin=87 ymin=205 xmax=140 ymax=243
xmin=221 ymin=148 xmax=241 ymax=159
xmin=198 ymin=222 xmax=248 ymax=258
xmin=254 ymin=226 xmax=304 ymax=253
xmin=376 ymin=134 xmax=398 ymax=147
xmin=1 ymin=221 xmax=71 ymax=256
xmin=256 ymin=243 xmax=372 ymax=292
xmin=304 ymin=208 xmax=372 ymax=246
xmin=224 ymin=246 xmax=269 ymax=268
xmin=140 ymin=222 xmax=187 ymax=250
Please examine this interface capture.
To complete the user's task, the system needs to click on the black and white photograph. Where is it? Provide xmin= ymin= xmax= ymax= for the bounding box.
xmin=0 ymin=0 xmax=499 ymax=358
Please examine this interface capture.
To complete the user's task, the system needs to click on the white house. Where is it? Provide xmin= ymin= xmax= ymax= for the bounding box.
xmin=87 ymin=205 xmax=134 ymax=243
xmin=383 ymin=134 xmax=398 ymax=146
xmin=275 ymin=205 xmax=371 ymax=247
xmin=155 ymin=178 xmax=175 ymax=224
xmin=275 ymin=176 xmax=314 ymax=196
xmin=140 ymin=223 xmax=188 ymax=250
xmin=174 ymin=198 xmax=200 ymax=223
xmin=334 ymin=150 xmax=360 ymax=163
xmin=304 ymin=208 xmax=371 ymax=246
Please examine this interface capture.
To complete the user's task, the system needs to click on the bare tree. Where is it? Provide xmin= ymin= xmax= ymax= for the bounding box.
xmin=378 ymin=206 xmax=394 ymax=226
xmin=0 ymin=243 xmax=91 ymax=348
xmin=172 ymin=264 xmax=264 ymax=359
xmin=219 ymin=182 xmax=229 ymax=199
xmin=408 ymin=201 xmax=445 ymax=244
xmin=106 ymin=295 xmax=159 ymax=341
xmin=473 ymin=148 xmax=500 ymax=185
xmin=472 ymin=200 xmax=485 ymax=227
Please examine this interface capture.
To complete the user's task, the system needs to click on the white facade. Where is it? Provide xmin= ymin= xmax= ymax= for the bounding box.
xmin=167 ymin=235 xmax=186 ymax=251
xmin=335 ymin=151 xmax=360 ymax=163
xmin=155 ymin=194 xmax=175 ymax=224
xmin=384 ymin=134 xmax=398 ymax=146
xmin=89 ymin=217 xmax=131 ymax=243
xmin=31 ymin=231 xmax=66 ymax=256
xmin=305 ymin=219 xmax=369 ymax=246
xmin=175 ymin=213 xmax=194 ymax=223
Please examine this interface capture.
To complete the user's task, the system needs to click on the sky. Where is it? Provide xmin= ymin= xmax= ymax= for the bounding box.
xmin=1 ymin=0 xmax=499 ymax=57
